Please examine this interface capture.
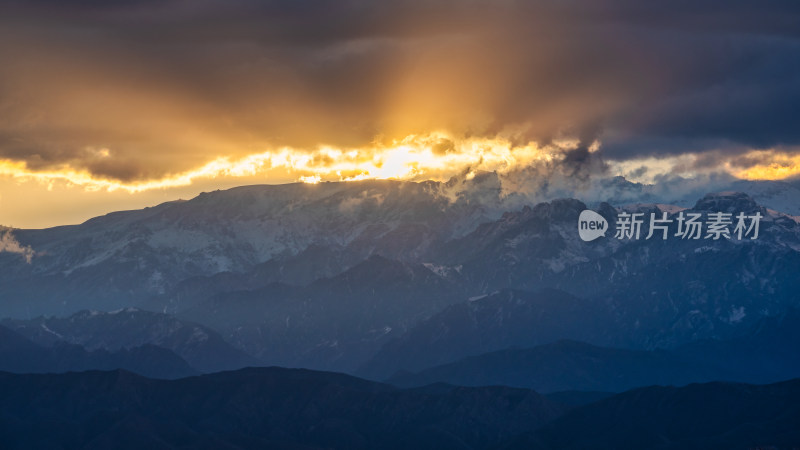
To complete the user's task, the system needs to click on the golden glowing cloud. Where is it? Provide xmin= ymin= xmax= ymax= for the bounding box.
xmin=730 ymin=151 xmax=800 ymax=181
xmin=0 ymin=134 xmax=561 ymax=193
xmin=609 ymin=150 xmax=800 ymax=185
xmin=0 ymin=1 xmax=795 ymax=230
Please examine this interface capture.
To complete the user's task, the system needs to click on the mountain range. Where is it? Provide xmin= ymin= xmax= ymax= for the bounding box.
xmin=503 ymin=378 xmax=800 ymax=450
xmin=0 ymin=323 xmax=195 ymax=379
xmin=386 ymin=308 xmax=800 ymax=392
xmin=0 ymin=367 xmax=796 ymax=450
xmin=1 ymin=176 xmax=800 ymax=398
xmin=2 ymin=309 xmax=257 ymax=373
xmin=0 ymin=367 xmax=563 ymax=450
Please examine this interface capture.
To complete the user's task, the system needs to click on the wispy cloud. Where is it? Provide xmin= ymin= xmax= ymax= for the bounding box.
xmin=0 ymin=227 xmax=36 ymax=263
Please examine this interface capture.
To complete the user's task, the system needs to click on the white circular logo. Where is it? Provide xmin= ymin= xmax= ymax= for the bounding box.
xmin=578 ymin=210 xmax=608 ymax=242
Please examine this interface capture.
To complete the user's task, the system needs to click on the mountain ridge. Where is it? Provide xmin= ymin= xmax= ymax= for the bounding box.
xmin=0 ymin=323 xmax=196 ymax=379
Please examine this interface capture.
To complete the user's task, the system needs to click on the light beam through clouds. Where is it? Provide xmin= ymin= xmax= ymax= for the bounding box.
xmin=1 ymin=0 xmax=799 ymax=227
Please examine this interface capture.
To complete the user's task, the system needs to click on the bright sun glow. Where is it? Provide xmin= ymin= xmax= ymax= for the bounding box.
xmin=2 ymin=137 xmax=795 ymax=196
xmin=0 ymin=133 xmax=560 ymax=193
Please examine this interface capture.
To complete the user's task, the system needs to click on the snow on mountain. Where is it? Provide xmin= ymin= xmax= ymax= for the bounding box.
xmin=0 ymin=180 xmax=500 ymax=317
xmin=725 ymin=179 xmax=800 ymax=216
xmin=2 ymin=175 xmax=800 ymax=379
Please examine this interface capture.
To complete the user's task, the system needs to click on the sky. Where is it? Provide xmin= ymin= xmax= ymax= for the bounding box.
xmin=1 ymin=0 xmax=799 ymax=228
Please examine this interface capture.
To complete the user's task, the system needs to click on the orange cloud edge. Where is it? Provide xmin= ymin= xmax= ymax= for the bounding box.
xmin=1 ymin=137 xmax=796 ymax=194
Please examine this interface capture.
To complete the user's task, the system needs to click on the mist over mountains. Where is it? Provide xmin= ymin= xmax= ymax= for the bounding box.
xmin=2 ymin=309 xmax=256 ymax=373
xmin=2 ymin=174 xmax=799 ymax=315
xmin=1 ymin=176 xmax=799 ymax=375
xmin=0 ymin=323 xmax=196 ymax=379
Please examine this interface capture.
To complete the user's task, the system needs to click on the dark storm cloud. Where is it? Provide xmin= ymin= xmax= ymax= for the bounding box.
xmin=0 ymin=0 xmax=798 ymax=180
